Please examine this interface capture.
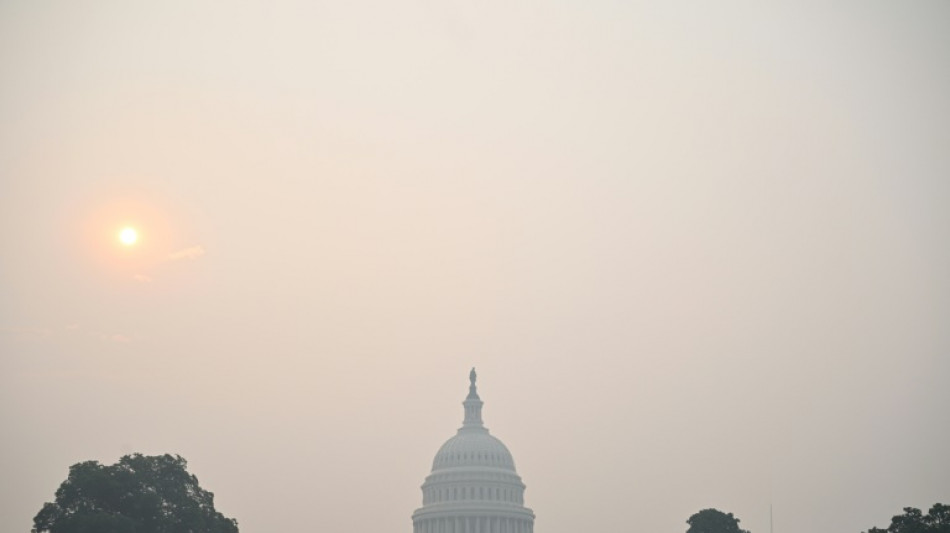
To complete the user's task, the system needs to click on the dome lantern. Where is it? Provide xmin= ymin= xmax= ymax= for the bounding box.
xmin=462 ymin=367 xmax=484 ymax=429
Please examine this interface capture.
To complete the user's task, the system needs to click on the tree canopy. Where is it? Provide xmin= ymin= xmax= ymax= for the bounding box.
xmin=32 ymin=453 xmax=238 ymax=533
xmin=864 ymin=504 xmax=950 ymax=533
xmin=686 ymin=508 xmax=750 ymax=533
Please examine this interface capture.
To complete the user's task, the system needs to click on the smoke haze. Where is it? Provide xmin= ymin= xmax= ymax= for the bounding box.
xmin=2 ymin=2 xmax=948 ymax=533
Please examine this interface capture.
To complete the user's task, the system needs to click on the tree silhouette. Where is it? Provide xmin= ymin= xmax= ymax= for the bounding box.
xmin=865 ymin=504 xmax=950 ymax=533
xmin=33 ymin=453 xmax=238 ymax=533
xmin=686 ymin=508 xmax=750 ymax=533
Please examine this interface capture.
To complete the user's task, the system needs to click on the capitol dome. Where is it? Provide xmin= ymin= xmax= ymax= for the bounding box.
xmin=412 ymin=369 xmax=535 ymax=533
xmin=432 ymin=431 xmax=515 ymax=471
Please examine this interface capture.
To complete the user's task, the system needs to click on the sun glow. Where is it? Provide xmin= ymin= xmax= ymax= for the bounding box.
xmin=119 ymin=227 xmax=138 ymax=246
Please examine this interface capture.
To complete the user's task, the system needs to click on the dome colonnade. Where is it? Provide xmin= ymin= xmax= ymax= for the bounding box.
xmin=412 ymin=369 xmax=535 ymax=533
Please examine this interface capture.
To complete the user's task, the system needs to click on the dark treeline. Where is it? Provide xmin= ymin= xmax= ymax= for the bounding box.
xmin=30 ymin=453 xmax=948 ymax=533
xmin=32 ymin=454 xmax=237 ymax=533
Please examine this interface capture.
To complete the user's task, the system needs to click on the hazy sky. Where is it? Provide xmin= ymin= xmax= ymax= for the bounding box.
xmin=2 ymin=2 xmax=948 ymax=532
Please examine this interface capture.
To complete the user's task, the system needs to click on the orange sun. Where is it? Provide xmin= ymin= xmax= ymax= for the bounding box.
xmin=119 ymin=227 xmax=138 ymax=246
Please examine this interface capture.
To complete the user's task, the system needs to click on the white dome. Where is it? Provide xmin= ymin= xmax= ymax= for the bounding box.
xmin=433 ymin=431 xmax=516 ymax=471
xmin=412 ymin=370 xmax=534 ymax=533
